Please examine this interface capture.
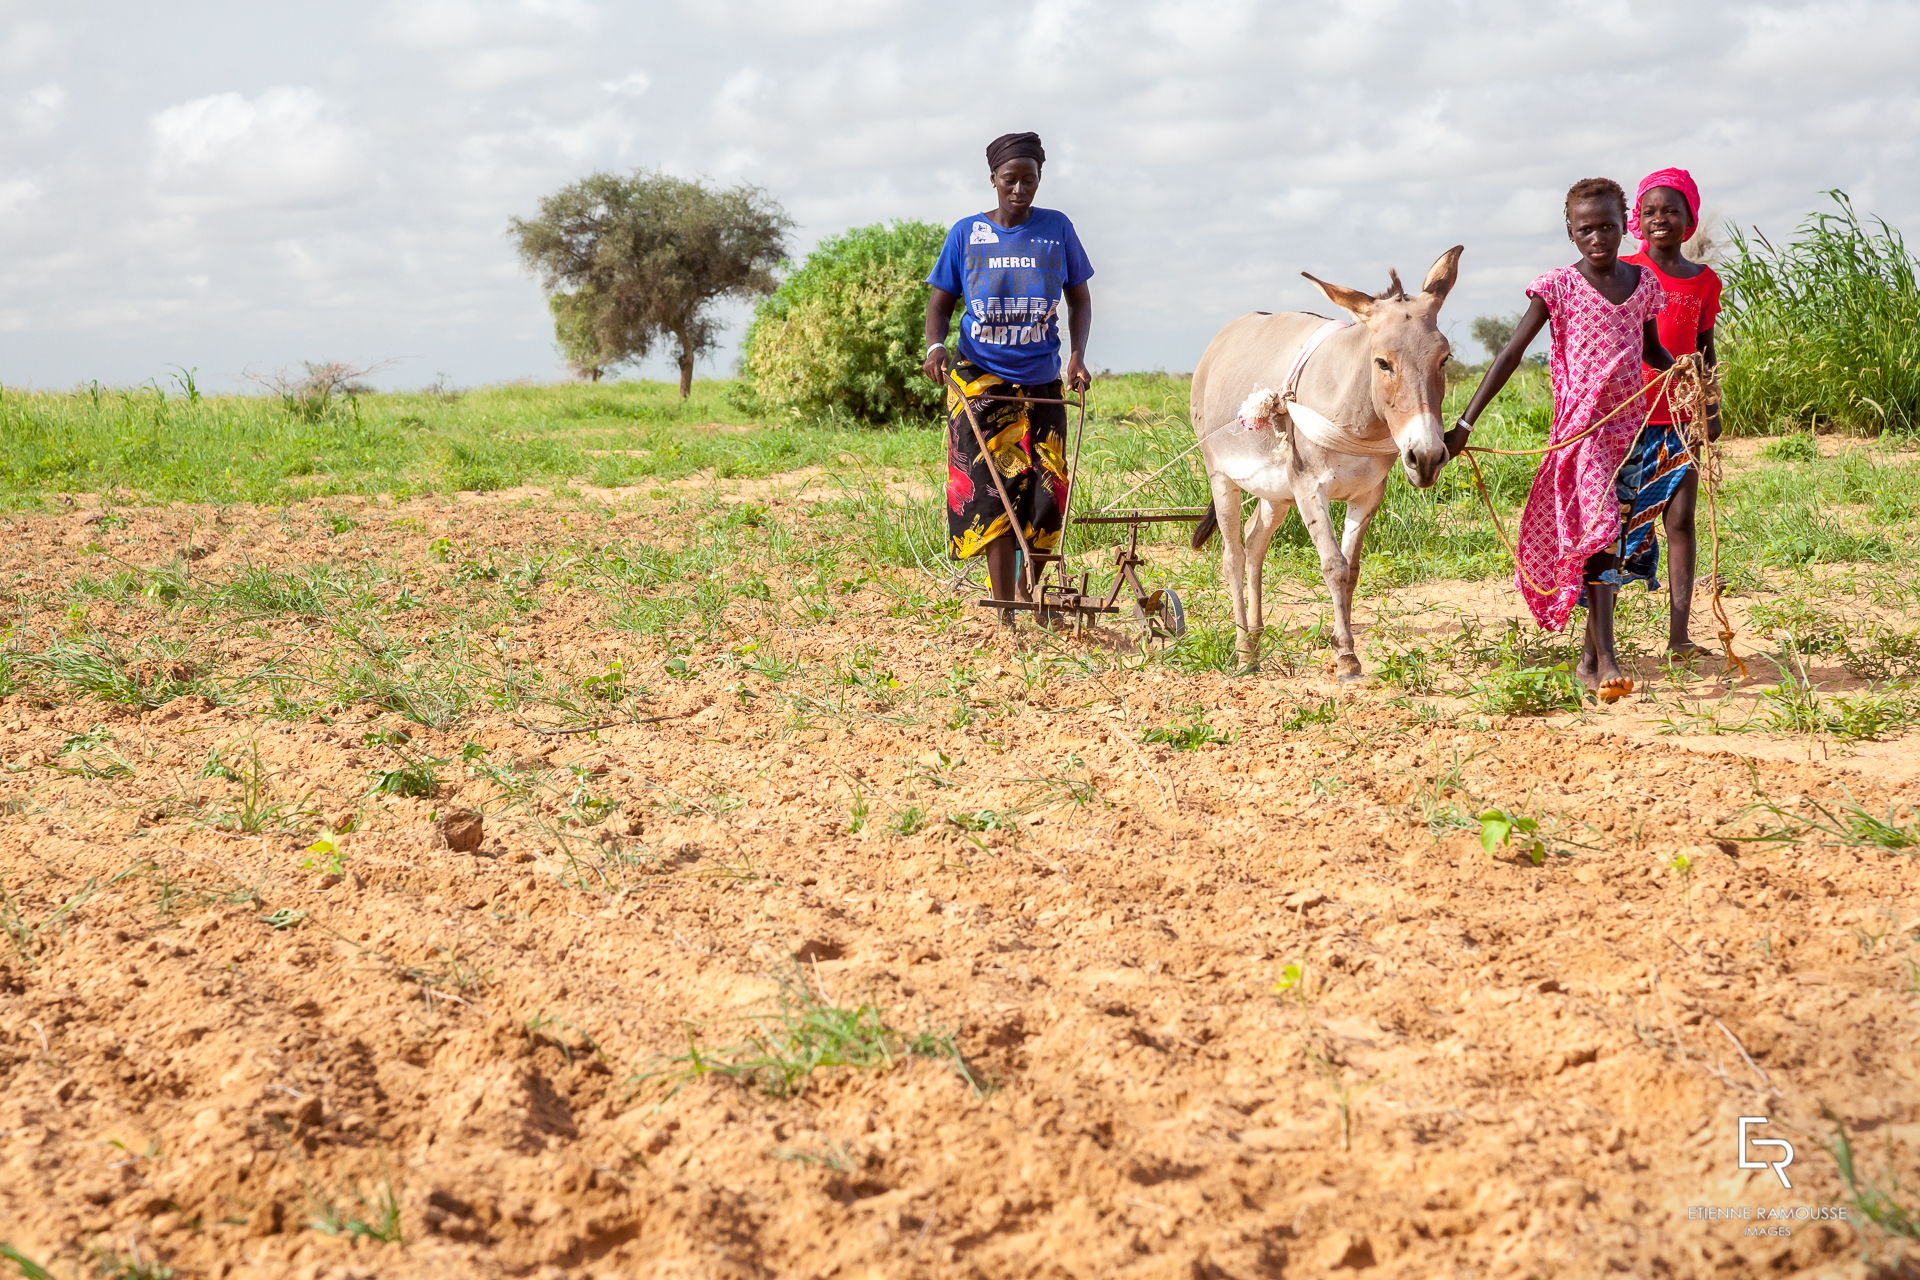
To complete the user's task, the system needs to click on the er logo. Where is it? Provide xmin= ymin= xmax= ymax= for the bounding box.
xmin=1738 ymin=1116 xmax=1794 ymax=1189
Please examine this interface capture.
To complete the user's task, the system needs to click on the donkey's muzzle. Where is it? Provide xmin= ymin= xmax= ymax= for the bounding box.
xmin=1401 ymin=441 xmax=1447 ymax=490
xmin=1395 ymin=412 xmax=1448 ymax=489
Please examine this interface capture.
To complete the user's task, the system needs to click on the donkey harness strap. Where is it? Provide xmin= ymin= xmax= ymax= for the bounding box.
xmin=1284 ymin=320 xmax=1353 ymax=402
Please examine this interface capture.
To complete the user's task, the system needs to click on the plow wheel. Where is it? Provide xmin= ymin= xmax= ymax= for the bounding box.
xmin=1130 ymin=585 xmax=1187 ymax=641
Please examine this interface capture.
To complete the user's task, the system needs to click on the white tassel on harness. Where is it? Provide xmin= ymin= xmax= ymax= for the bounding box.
xmin=1234 ymin=386 xmax=1289 ymax=434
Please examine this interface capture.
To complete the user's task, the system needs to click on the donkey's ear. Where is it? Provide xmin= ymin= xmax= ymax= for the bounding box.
xmin=1420 ymin=245 xmax=1465 ymax=303
xmin=1302 ymin=271 xmax=1376 ymax=320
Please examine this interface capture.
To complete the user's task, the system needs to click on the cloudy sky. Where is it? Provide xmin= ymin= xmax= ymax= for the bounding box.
xmin=3 ymin=0 xmax=1916 ymax=391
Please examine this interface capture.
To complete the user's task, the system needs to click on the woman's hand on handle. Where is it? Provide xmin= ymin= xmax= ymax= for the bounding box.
xmin=924 ymin=345 xmax=951 ymax=387
xmin=1063 ymin=282 xmax=1092 ymax=392
xmin=1064 ymin=351 xmax=1091 ymax=393
xmin=924 ymin=286 xmax=958 ymax=387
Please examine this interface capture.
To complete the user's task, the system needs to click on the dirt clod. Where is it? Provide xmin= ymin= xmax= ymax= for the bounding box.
xmin=438 ymin=809 xmax=485 ymax=852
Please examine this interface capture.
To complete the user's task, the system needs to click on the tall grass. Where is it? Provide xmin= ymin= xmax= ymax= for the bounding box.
xmin=0 ymin=378 xmax=924 ymax=508
xmin=1720 ymin=191 xmax=1920 ymax=436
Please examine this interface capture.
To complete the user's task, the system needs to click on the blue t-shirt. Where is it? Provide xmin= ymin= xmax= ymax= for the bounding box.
xmin=926 ymin=207 xmax=1093 ymax=385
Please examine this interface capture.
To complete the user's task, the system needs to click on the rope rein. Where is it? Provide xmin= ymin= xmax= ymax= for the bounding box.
xmin=1673 ymin=360 xmax=1749 ymax=678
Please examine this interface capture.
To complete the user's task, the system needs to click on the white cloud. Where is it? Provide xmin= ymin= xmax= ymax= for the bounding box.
xmin=456 ymin=110 xmax=636 ymax=196
xmin=14 ymin=82 xmax=65 ymax=132
xmin=0 ymin=18 xmax=60 ymax=72
xmin=384 ymin=0 xmax=597 ymax=48
xmin=148 ymin=87 xmax=365 ymax=213
xmin=446 ymin=46 xmax=565 ymax=90
xmin=0 ymin=176 xmax=42 ymax=216
xmin=674 ymin=0 xmax=906 ymax=35
xmin=712 ymin=67 xmax=765 ymax=136
xmin=3 ymin=0 xmax=1918 ymax=389
xmin=601 ymin=70 xmax=650 ymax=95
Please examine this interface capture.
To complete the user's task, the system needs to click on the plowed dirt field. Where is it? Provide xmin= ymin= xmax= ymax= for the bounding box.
xmin=1 ymin=483 xmax=1915 ymax=1279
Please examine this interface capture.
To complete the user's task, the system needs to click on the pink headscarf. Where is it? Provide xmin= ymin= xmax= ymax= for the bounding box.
xmin=1628 ymin=167 xmax=1700 ymax=241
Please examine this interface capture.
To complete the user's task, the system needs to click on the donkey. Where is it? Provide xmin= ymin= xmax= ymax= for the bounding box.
xmin=1190 ymin=246 xmax=1463 ymax=679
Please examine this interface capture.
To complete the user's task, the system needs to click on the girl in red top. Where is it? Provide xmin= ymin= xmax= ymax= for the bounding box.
xmin=1615 ymin=167 xmax=1723 ymax=658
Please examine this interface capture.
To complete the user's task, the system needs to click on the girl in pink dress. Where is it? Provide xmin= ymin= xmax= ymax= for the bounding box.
xmin=1447 ymin=178 xmax=1675 ymax=702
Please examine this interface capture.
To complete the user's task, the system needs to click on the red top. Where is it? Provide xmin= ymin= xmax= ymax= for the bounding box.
xmin=1624 ymin=252 xmax=1722 ymax=424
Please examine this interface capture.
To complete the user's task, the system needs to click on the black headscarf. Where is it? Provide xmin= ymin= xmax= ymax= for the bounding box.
xmin=986 ymin=132 xmax=1046 ymax=172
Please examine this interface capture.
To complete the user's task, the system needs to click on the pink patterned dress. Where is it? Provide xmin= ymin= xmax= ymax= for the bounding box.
xmin=1514 ymin=264 xmax=1665 ymax=630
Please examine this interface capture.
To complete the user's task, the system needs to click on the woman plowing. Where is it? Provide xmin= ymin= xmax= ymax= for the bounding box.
xmin=923 ymin=131 xmax=1095 ymax=621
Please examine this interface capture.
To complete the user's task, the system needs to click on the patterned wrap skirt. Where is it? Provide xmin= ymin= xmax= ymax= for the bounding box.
xmin=945 ymin=362 xmax=1069 ymax=560
xmin=1599 ymin=422 xmax=1696 ymax=592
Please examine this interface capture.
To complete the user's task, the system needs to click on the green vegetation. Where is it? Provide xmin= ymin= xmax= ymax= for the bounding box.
xmin=1724 ymin=789 xmax=1919 ymax=853
xmin=0 ymin=378 xmax=931 ymax=508
xmin=1721 ymin=191 xmax=1920 ymax=435
xmin=1469 ymin=660 xmax=1584 ymax=716
xmin=741 ymin=220 xmax=949 ymax=425
xmin=306 ymin=1177 xmax=404 ymax=1243
xmin=0 ymin=328 xmax=1916 ymax=761
xmin=1822 ymin=1108 xmax=1919 ymax=1246
xmin=1477 ymin=807 xmax=1548 ymax=865
xmin=636 ymin=971 xmax=979 ymax=1100
xmin=0 ymin=1244 xmax=54 ymax=1279
xmin=1141 ymin=711 xmax=1235 ymax=750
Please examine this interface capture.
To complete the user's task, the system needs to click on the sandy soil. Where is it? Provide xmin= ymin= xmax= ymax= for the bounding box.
xmin=1 ymin=486 xmax=1916 ymax=1280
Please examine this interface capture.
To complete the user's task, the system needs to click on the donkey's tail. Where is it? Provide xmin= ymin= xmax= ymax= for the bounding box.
xmin=1191 ymin=503 xmax=1218 ymax=549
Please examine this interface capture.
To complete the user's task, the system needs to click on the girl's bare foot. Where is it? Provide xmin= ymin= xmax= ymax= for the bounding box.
xmin=1667 ymin=640 xmax=1713 ymax=661
xmin=1577 ymin=653 xmax=1633 ymax=702
xmin=1596 ymin=653 xmax=1633 ymax=703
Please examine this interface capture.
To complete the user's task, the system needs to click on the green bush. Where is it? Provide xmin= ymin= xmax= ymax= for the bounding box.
xmin=1721 ymin=191 xmax=1920 ymax=436
xmin=740 ymin=220 xmax=946 ymax=426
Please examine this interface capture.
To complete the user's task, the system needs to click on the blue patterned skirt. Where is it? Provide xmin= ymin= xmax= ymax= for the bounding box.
xmin=1594 ymin=423 xmax=1695 ymax=595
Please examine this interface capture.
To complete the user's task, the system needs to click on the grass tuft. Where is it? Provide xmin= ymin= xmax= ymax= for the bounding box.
xmin=634 ymin=970 xmax=980 ymax=1100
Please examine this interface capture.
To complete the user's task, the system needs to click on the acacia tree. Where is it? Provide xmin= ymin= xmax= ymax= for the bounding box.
xmin=1470 ymin=312 xmax=1519 ymax=360
xmin=510 ymin=171 xmax=790 ymax=397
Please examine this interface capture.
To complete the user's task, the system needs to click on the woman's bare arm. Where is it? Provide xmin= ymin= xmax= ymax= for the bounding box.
xmin=1063 ymin=282 xmax=1092 ymax=391
xmin=923 ymin=287 xmax=958 ymax=384
xmin=1642 ymin=320 xmax=1674 ymax=371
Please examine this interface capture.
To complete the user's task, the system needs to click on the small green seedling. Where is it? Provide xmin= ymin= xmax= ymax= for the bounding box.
xmin=369 ymin=761 xmax=436 ymax=799
xmin=580 ymin=660 xmax=626 ymax=701
xmin=301 ymin=833 xmax=345 ymax=876
xmin=1478 ymin=808 xmax=1546 ymax=865
xmin=1141 ymin=714 xmax=1234 ymax=751
xmin=1270 ymin=963 xmax=1309 ymax=1004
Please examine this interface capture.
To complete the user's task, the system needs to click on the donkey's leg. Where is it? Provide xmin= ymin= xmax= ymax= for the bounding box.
xmin=1244 ymin=496 xmax=1294 ymax=649
xmin=1290 ymin=483 xmax=1362 ymax=681
xmin=1209 ymin=472 xmax=1254 ymax=667
xmin=1331 ymin=483 xmax=1388 ymax=680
